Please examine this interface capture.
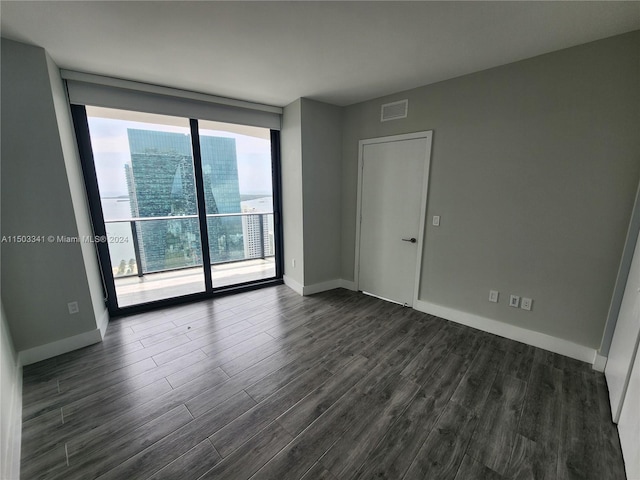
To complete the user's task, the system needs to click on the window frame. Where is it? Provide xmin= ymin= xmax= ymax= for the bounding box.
xmin=71 ymin=104 xmax=284 ymax=316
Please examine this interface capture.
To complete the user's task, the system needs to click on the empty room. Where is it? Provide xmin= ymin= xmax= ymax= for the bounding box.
xmin=1 ymin=2 xmax=639 ymax=479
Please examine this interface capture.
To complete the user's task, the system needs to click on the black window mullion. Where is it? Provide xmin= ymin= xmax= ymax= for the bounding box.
xmin=270 ymin=130 xmax=284 ymax=280
xmin=70 ymin=104 xmax=119 ymax=313
xmin=189 ymin=119 xmax=214 ymax=293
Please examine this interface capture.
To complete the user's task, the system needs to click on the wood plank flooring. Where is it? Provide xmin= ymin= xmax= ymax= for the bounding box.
xmin=20 ymin=286 xmax=627 ymax=480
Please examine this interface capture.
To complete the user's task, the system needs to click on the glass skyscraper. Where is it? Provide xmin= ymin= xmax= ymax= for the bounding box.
xmin=126 ymin=129 xmax=243 ymax=273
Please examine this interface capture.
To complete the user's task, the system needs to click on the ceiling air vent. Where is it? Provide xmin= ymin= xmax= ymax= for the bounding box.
xmin=380 ymin=99 xmax=408 ymax=122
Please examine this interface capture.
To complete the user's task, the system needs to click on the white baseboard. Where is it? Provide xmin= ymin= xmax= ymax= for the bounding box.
xmin=18 ymin=328 xmax=103 ymax=366
xmin=283 ymin=275 xmax=304 ymax=296
xmin=415 ymin=300 xmax=597 ymax=364
xmin=592 ymin=352 xmax=608 ymax=372
xmin=338 ymin=279 xmax=357 ymax=291
xmin=2 ymin=361 xmax=22 ymax=480
xmin=97 ymin=308 xmax=110 ymax=338
xmin=303 ymin=279 xmax=346 ymax=296
xmin=284 ymin=276 xmax=356 ymax=296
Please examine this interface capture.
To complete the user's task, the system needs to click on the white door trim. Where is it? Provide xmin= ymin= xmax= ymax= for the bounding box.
xmin=354 ymin=131 xmax=433 ymax=306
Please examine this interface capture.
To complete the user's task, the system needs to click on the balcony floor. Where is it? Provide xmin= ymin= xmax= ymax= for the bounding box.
xmin=115 ymin=258 xmax=276 ymax=307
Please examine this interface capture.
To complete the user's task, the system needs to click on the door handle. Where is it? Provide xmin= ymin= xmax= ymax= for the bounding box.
xmin=402 ymin=238 xmax=417 ymax=243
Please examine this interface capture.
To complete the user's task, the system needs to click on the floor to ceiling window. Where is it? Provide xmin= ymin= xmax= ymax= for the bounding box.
xmin=197 ymin=120 xmax=276 ymax=289
xmin=71 ymin=103 xmax=282 ymax=314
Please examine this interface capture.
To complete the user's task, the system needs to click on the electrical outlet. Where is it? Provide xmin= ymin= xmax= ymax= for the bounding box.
xmin=509 ymin=295 xmax=520 ymax=308
xmin=489 ymin=290 xmax=499 ymax=303
xmin=521 ymin=297 xmax=533 ymax=311
xmin=67 ymin=301 xmax=79 ymax=314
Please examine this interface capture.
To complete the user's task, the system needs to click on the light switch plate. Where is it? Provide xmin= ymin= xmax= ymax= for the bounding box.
xmin=432 ymin=216 xmax=440 ymax=226
xmin=509 ymin=295 xmax=520 ymax=308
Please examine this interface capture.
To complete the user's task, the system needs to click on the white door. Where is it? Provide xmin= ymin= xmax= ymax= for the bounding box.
xmin=357 ymin=134 xmax=431 ymax=307
xmin=617 ymin=345 xmax=640 ymax=479
xmin=606 ymin=230 xmax=640 ymax=422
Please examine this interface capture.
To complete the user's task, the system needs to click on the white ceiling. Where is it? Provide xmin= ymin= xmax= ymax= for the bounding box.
xmin=2 ymin=1 xmax=639 ymax=107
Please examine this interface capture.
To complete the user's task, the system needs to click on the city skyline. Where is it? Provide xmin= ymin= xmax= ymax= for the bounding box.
xmin=88 ymin=115 xmax=273 ymax=199
xmin=87 ymin=112 xmax=276 ymax=277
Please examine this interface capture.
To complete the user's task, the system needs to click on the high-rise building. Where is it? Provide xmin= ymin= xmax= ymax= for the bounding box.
xmin=199 ymin=134 xmax=244 ymax=265
xmin=126 ymin=129 xmax=243 ymax=273
xmin=241 ymin=197 xmax=274 ymax=259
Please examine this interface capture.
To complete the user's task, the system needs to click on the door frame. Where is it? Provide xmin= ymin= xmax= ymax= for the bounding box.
xmin=354 ymin=131 xmax=433 ymax=306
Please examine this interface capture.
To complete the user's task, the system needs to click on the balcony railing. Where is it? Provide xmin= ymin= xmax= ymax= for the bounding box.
xmin=104 ymin=212 xmax=275 ymax=278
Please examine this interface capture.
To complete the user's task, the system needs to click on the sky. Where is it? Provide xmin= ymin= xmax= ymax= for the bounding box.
xmin=87 ymin=115 xmax=273 ymax=198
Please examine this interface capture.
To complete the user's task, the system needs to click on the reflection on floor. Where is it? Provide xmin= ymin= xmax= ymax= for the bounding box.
xmin=115 ymin=258 xmax=276 ymax=306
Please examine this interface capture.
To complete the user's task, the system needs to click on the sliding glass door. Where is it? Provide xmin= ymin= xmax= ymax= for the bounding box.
xmin=197 ymin=120 xmax=276 ymax=288
xmin=73 ymin=106 xmax=282 ymax=313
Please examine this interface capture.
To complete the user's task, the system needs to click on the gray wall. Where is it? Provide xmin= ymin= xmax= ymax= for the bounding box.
xmin=281 ymin=98 xmax=344 ymax=288
xmin=300 ymin=99 xmax=343 ymax=286
xmin=46 ymin=52 xmax=107 ymax=327
xmin=281 ymin=99 xmax=305 ymax=285
xmin=341 ymin=31 xmax=640 ymax=348
xmin=1 ymin=39 xmax=104 ymax=352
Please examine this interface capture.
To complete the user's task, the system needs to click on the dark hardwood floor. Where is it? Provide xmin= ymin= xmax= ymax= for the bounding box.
xmin=20 ymin=286 xmax=627 ymax=480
